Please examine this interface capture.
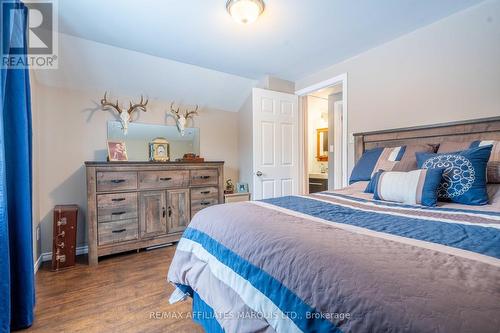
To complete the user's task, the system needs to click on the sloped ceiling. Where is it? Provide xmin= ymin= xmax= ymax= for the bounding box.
xmin=34 ymin=0 xmax=485 ymax=112
xmin=34 ymin=33 xmax=256 ymax=112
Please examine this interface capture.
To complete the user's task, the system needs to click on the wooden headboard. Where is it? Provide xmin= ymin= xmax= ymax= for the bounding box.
xmin=353 ymin=117 xmax=500 ymax=162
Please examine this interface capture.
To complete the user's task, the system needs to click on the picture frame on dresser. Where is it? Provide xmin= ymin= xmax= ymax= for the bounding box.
xmin=85 ymin=161 xmax=224 ymax=265
xmin=236 ymin=182 xmax=249 ymax=193
xmin=107 ymin=141 xmax=128 ymax=161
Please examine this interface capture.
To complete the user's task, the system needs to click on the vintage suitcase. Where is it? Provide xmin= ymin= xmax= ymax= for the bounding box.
xmin=52 ymin=205 xmax=78 ymax=271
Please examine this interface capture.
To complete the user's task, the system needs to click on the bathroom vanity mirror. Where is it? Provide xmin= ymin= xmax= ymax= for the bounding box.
xmin=316 ymin=128 xmax=328 ymax=161
xmin=107 ymin=121 xmax=200 ymax=161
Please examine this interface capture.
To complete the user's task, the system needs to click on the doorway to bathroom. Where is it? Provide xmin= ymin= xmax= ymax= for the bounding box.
xmin=297 ymin=74 xmax=347 ymax=193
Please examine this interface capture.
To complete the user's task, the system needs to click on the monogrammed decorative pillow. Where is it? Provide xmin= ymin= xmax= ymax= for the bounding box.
xmin=438 ymin=140 xmax=500 ymax=183
xmin=416 ymin=145 xmax=493 ymax=205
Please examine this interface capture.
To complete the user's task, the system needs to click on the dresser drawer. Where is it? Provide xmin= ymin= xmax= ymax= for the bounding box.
xmin=97 ymin=193 xmax=138 ymax=223
xmin=138 ymin=170 xmax=189 ymax=189
xmin=190 ymin=186 xmax=219 ymax=200
xmin=191 ymin=197 xmax=219 ymax=217
xmin=190 ymin=169 xmax=218 ymax=186
xmin=98 ymin=219 xmax=138 ymax=246
xmin=96 ymin=172 xmax=137 ymax=192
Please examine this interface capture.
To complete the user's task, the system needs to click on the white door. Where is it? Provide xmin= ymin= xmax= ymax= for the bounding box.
xmin=253 ymin=88 xmax=299 ymax=200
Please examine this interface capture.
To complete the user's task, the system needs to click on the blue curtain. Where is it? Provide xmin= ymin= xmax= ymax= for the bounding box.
xmin=0 ymin=0 xmax=35 ymax=331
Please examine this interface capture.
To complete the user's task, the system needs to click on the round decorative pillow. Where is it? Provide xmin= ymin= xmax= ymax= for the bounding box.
xmin=423 ymin=155 xmax=476 ymax=198
xmin=416 ymin=145 xmax=492 ymax=205
xmin=422 ymin=155 xmax=475 ymax=198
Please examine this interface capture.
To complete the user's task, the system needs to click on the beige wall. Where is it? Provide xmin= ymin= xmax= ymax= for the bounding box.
xmin=296 ymin=0 xmax=500 ymax=172
xmin=30 ymin=71 xmax=42 ymax=263
xmin=32 ymin=83 xmax=239 ymax=255
xmin=238 ymin=94 xmax=254 ymax=193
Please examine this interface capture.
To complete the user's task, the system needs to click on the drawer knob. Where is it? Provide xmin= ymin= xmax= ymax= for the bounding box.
xmin=111 ymin=197 xmax=126 ymax=202
xmin=196 ymin=175 xmax=210 ymax=179
xmin=159 ymin=177 xmax=172 ymax=181
xmin=112 ymin=228 xmax=127 ymax=233
xmin=200 ymin=191 xmax=211 ymax=194
xmin=200 ymin=201 xmax=211 ymax=206
xmin=111 ymin=211 xmax=126 ymax=216
xmin=110 ymin=179 xmax=126 ymax=184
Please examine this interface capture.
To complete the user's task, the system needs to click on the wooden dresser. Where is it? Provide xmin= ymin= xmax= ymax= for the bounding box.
xmin=85 ymin=161 xmax=224 ymax=265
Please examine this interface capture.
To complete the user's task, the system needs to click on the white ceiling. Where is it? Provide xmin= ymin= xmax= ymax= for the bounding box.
xmin=57 ymin=0 xmax=484 ymax=81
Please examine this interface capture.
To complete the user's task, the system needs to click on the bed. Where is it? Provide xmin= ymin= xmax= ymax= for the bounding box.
xmin=167 ymin=117 xmax=500 ymax=333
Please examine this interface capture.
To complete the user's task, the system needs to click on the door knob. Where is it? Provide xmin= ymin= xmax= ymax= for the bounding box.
xmin=256 ymin=171 xmax=263 ymax=177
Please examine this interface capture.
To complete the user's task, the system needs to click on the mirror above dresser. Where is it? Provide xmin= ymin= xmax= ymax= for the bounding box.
xmin=107 ymin=121 xmax=200 ymax=161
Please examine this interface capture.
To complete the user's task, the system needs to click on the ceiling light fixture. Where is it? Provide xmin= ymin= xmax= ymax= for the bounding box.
xmin=226 ymin=0 xmax=265 ymax=24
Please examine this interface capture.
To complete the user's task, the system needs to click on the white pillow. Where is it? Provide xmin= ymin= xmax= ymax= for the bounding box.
xmin=373 ymin=169 xmax=444 ymax=207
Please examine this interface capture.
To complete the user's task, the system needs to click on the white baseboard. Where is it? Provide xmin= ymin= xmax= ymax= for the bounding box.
xmin=34 ymin=255 xmax=43 ymax=273
xmin=34 ymin=245 xmax=89 ymax=273
xmin=41 ymin=245 xmax=89 ymax=262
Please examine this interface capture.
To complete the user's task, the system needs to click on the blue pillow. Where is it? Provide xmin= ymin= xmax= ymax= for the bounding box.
xmin=349 ymin=146 xmax=406 ymax=184
xmin=416 ymin=145 xmax=492 ymax=205
xmin=371 ymin=169 xmax=444 ymax=207
xmin=364 ymin=169 xmax=384 ymax=193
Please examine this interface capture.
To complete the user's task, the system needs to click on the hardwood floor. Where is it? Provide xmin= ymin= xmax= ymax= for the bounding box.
xmin=27 ymin=246 xmax=204 ymax=333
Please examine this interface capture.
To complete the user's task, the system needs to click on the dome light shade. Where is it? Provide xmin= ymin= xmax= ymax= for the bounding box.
xmin=226 ymin=0 xmax=265 ymax=24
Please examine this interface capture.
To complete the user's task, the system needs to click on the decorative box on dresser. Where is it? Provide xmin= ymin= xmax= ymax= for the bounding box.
xmin=85 ymin=161 xmax=224 ymax=265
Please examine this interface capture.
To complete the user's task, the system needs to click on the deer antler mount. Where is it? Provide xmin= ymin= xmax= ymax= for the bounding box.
xmin=101 ymin=92 xmax=148 ymax=134
xmin=169 ymin=102 xmax=199 ymax=136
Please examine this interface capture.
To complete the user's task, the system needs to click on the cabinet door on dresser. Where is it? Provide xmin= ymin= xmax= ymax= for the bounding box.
xmin=167 ymin=189 xmax=190 ymax=234
xmin=139 ymin=191 xmax=167 ymax=238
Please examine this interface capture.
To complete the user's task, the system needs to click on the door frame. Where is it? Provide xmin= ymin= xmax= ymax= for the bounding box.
xmin=295 ymin=73 xmax=349 ymax=192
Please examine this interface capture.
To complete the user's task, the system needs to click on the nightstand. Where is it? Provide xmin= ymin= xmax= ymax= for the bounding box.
xmin=224 ymin=192 xmax=251 ymax=203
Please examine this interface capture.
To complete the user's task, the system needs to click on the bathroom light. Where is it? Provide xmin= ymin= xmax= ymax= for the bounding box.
xmin=226 ymin=0 xmax=265 ymax=24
